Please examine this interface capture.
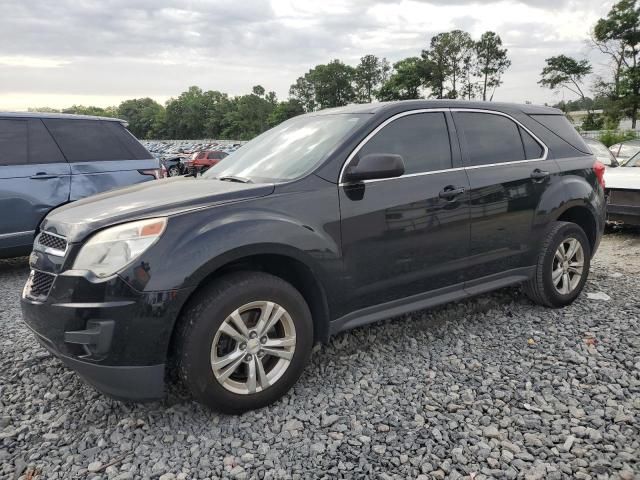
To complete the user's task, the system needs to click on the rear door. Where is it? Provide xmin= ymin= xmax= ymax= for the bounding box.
xmin=42 ymin=119 xmax=158 ymax=200
xmin=338 ymin=110 xmax=471 ymax=316
xmin=452 ymin=109 xmax=558 ymax=281
xmin=0 ymin=118 xmax=70 ymax=253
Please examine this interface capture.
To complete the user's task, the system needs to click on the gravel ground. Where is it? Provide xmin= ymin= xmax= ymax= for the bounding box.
xmin=1 ymin=230 xmax=639 ymax=480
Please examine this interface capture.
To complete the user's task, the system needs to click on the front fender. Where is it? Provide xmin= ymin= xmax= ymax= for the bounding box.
xmin=118 ymin=187 xmax=343 ymax=300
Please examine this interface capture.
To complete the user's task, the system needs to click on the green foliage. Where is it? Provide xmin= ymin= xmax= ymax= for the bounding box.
xmin=354 ymin=54 xmax=389 ymax=103
xmin=539 ymin=55 xmax=592 ymax=98
xmin=593 ymin=0 xmax=640 ymax=127
xmin=581 ymin=112 xmax=605 ymax=130
xmin=475 ymin=32 xmax=511 ymax=101
xmin=60 ymin=105 xmax=119 ymax=117
xmin=268 ymin=99 xmax=305 ymax=127
xmin=117 ymin=98 xmax=164 ymax=139
xmin=290 ymin=60 xmax=356 ymax=111
xmin=598 ymin=129 xmax=637 ymax=147
xmin=377 ymin=57 xmax=428 ymax=100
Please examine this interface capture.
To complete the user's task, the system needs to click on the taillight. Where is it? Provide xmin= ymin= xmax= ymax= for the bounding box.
xmin=139 ymin=168 xmax=163 ymax=180
xmin=593 ymin=160 xmax=606 ymax=189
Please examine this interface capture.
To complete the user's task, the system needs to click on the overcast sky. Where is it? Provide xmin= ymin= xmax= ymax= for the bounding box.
xmin=0 ymin=0 xmax=615 ymax=110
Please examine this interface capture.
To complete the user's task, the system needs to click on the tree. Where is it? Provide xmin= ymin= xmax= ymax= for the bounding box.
xmin=252 ymin=85 xmax=266 ymax=97
xmin=268 ymin=99 xmax=305 ymax=127
xmin=290 ymin=60 xmax=356 ymax=110
xmin=354 ymin=54 xmax=387 ymax=103
xmin=117 ymin=98 xmax=164 ymax=139
xmin=61 ymin=105 xmax=118 ymax=117
xmin=310 ymin=60 xmax=356 ymax=108
xmin=424 ymin=30 xmax=474 ymax=99
xmin=222 ymin=93 xmax=276 ymax=140
xmin=475 ymin=32 xmax=511 ymax=101
xmin=377 ymin=57 xmax=429 ymax=101
xmin=593 ymin=0 xmax=640 ymax=128
xmin=289 ymin=76 xmax=316 ymax=112
xmin=539 ymin=55 xmax=592 ymax=101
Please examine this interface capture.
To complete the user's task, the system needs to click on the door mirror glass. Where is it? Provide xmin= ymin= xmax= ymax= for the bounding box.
xmin=344 ymin=153 xmax=405 ymax=182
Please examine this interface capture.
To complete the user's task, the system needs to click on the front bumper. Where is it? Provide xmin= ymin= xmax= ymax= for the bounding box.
xmin=21 ymin=269 xmax=193 ymax=401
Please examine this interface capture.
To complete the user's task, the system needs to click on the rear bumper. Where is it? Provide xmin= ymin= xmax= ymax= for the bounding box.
xmin=21 ymin=271 xmax=193 ymax=401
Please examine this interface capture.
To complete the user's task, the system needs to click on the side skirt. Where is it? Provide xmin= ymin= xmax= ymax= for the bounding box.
xmin=329 ymin=266 xmax=534 ymax=336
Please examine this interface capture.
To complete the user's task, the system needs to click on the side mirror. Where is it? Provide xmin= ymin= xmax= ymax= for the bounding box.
xmin=344 ymin=153 xmax=405 ymax=183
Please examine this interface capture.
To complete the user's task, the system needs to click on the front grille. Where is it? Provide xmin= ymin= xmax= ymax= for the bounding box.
xmin=37 ymin=232 xmax=67 ymax=254
xmin=28 ymin=270 xmax=55 ymax=298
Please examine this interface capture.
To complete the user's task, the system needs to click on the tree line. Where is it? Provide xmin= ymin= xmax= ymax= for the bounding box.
xmin=30 ymin=29 xmax=511 ymax=140
xmin=539 ymin=0 xmax=640 ymax=130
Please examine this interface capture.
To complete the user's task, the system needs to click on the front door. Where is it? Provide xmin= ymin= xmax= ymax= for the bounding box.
xmin=338 ymin=111 xmax=471 ymax=317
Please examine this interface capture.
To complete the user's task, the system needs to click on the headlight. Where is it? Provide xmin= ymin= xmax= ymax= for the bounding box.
xmin=73 ymin=218 xmax=167 ymax=277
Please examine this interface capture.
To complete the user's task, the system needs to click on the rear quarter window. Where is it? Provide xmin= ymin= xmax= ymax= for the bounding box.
xmin=43 ymin=119 xmax=151 ymax=162
xmin=529 ymin=114 xmax=590 ymax=154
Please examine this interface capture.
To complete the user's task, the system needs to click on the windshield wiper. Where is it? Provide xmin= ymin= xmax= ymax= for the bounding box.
xmin=218 ymin=175 xmax=253 ymax=184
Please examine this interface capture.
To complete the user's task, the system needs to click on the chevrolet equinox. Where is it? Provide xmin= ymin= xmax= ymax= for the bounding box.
xmin=21 ymin=101 xmax=606 ymax=413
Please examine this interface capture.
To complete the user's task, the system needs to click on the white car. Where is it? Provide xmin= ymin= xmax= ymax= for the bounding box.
xmin=605 ymin=152 xmax=640 ymax=226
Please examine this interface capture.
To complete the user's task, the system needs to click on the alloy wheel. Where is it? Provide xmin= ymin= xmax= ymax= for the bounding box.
xmin=210 ymin=301 xmax=296 ymax=395
xmin=552 ymin=237 xmax=584 ymax=295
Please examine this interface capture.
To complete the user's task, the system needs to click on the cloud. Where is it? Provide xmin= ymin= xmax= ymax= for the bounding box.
xmin=0 ymin=0 xmax=617 ymax=109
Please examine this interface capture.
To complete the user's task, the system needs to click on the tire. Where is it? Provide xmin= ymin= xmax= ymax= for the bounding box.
xmin=523 ymin=221 xmax=591 ymax=308
xmin=174 ymin=272 xmax=313 ymax=413
xmin=168 ymin=166 xmax=180 ymax=177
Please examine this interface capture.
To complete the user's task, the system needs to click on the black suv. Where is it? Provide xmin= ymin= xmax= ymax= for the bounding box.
xmin=21 ymin=101 xmax=606 ymax=413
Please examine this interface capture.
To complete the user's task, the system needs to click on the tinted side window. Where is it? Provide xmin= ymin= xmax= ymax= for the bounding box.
xmin=104 ymin=122 xmax=152 ymax=160
xmin=43 ymin=119 xmax=136 ymax=162
xmin=455 ymin=112 xmax=525 ymax=166
xmin=28 ymin=119 xmax=65 ymax=164
xmin=520 ymin=127 xmax=544 ymax=160
xmin=529 ymin=114 xmax=590 ymax=154
xmin=357 ymin=112 xmax=452 ymax=174
xmin=0 ymin=119 xmax=28 ymax=166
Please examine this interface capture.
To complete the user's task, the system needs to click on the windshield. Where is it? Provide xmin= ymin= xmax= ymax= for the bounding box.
xmin=622 ymin=152 xmax=640 ymax=167
xmin=202 ymin=113 xmax=368 ymax=182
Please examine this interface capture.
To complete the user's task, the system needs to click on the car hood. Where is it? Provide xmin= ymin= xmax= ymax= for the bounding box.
xmin=604 ymin=167 xmax=640 ymax=190
xmin=41 ymin=177 xmax=275 ymax=242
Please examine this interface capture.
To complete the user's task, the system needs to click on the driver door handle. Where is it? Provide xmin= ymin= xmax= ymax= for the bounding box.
xmin=30 ymin=173 xmax=58 ymax=180
xmin=439 ymin=186 xmax=466 ymax=200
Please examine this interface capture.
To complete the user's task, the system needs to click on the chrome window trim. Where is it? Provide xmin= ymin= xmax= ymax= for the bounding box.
xmin=35 ymin=230 xmax=68 ymax=257
xmin=338 ymin=107 xmax=549 ymax=186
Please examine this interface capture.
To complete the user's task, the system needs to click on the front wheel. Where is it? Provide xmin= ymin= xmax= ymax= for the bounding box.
xmin=174 ymin=272 xmax=313 ymax=413
xmin=523 ymin=221 xmax=591 ymax=308
xmin=168 ymin=165 xmax=180 ymax=177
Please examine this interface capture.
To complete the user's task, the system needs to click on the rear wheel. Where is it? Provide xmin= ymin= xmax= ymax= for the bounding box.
xmin=174 ymin=272 xmax=313 ymax=413
xmin=523 ymin=221 xmax=591 ymax=308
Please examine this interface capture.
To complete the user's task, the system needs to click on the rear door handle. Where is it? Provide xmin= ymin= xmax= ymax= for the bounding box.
xmin=30 ymin=173 xmax=58 ymax=180
xmin=439 ymin=186 xmax=466 ymax=200
xmin=530 ymin=169 xmax=550 ymax=182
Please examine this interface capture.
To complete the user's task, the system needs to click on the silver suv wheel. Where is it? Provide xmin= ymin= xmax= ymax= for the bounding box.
xmin=552 ymin=237 xmax=584 ymax=295
xmin=210 ymin=301 xmax=296 ymax=395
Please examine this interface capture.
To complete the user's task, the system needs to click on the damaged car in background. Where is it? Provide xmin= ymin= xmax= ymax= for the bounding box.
xmin=605 ymin=151 xmax=640 ymax=226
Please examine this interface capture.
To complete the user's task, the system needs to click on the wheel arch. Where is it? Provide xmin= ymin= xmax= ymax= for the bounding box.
xmin=167 ymin=246 xmax=332 ymax=366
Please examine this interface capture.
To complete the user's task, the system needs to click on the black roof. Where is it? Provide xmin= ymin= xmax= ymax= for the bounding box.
xmin=312 ymin=100 xmax=562 ymax=116
xmin=0 ymin=111 xmax=126 ymax=123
